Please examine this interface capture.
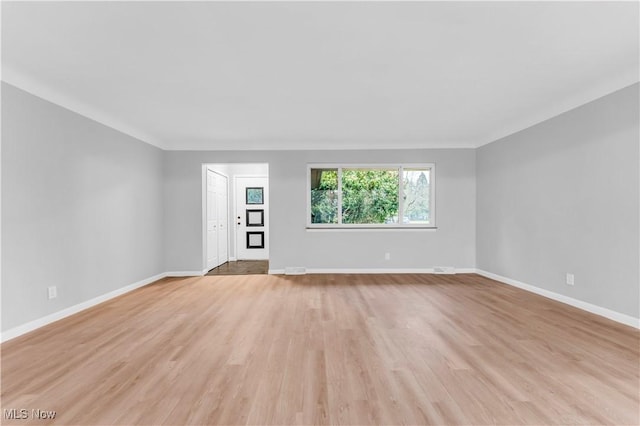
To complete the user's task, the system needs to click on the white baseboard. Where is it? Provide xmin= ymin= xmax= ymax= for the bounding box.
xmin=307 ymin=268 xmax=438 ymax=274
xmin=475 ymin=269 xmax=640 ymax=329
xmin=2 ymin=270 xmax=214 ymax=342
xmin=269 ymin=267 xmax=477 ymax=275
xmin=8 ymin=268 xmax=634 ymax=343
xmin=1 ymin=272 xmax=167 ymax=343
xmin=451 ymin=268 xmax=477 ymax=274
xmin=229 ymin=257 xmax=237 ymax=262
xmin=165 ymin=271 xmax=205 ymax=277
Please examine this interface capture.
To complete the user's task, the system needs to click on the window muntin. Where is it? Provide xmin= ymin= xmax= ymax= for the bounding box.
xmin=308 ymin=164 xmax=435 ymax=228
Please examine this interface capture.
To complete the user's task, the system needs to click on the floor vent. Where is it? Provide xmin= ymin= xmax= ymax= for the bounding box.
xmin=284 ymin=267 xmax=306 ymax=275
xmin=433 ymin=266 xmax=456 ymax=274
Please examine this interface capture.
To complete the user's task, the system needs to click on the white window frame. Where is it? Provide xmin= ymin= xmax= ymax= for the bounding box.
xmin=306 ymin=163 xmax=436 ymax=229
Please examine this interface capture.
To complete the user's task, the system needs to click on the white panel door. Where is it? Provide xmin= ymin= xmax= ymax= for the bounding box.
xmin=216 ymin=174 xmax=228 ymax=265
xmin=235 ymin=176 xmax=269 ymax=260
xmin=206 ymin=169 xmax=219 ymax=270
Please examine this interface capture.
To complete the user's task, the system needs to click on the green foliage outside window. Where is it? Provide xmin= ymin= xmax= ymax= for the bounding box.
xmin=310 ymin=167 xmax=431 ymax=226
xmin=310 ymin=170 xmax=338 ymax=223
xmin=342 ymin=169 xmax=398 ymax=224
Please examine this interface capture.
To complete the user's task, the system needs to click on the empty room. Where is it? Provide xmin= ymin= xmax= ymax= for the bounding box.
xmin=1 ymin=1 xmax=638 ymax=425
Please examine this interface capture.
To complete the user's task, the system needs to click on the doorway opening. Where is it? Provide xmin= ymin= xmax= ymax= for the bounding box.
xmin=202 ymin=163 xmax=269 ymax=275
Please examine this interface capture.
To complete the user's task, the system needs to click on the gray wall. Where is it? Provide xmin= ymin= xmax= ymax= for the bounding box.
xmin=165 ymin=149 xmax=476 ymax=272
xmin=1 ymin=83 xmax=165 ymax=331
xmin=477 ymin=83 xmax=639 ymax=318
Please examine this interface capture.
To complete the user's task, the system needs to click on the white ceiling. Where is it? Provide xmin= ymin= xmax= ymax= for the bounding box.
xmin=2 ymin=1 xmax=638 ymax=151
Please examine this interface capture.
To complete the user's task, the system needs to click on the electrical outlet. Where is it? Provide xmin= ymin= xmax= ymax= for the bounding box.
xmin=566 ymin=273 xmax=575 ymax=286
xmin=48 ymin=286 xmax=57 ymax=299
xmin=385 ymin=252 xmax=391 ymax=260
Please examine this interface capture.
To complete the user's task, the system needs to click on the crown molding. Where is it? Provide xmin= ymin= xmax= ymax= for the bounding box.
xmin=1 ymin=65 xmax=167 ymax=150
xmin=477 ymin=65 xmax=640 ymax=147
xmin=160 ymin=138 xmax=478 ymax=151
xmin=3 ymin=63 xmax=636 ymax=152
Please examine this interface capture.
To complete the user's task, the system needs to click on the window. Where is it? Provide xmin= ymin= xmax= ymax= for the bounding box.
xmin=308 ymin=164 xmax=435 ymax=228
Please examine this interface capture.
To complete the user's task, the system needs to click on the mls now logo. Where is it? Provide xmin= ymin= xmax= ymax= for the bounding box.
xmin=3 ymin=408 xmax=57 ymax=420
xmin=4 ymin=409 xmax=28 ymax=419
xmin=32 ymin=409 xmax=57 ymax=419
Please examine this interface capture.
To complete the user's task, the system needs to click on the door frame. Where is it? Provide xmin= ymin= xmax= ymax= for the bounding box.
xmin=201 ymin=165 xmax=230 ymax=274
xmin=234 ymin=174 xmax=269 ymax=261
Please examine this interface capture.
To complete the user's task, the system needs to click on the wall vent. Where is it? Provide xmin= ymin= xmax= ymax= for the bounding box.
xmin=284 ymin=267 xmax=306 ymax=275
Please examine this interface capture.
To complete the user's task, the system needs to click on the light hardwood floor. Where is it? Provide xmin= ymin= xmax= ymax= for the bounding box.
xmin=1 ymin=273 xmax=638 ymax=425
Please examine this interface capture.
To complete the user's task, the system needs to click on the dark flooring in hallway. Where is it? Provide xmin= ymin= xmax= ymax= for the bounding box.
xmin=206 ymin=260 xmax=269 ymax=275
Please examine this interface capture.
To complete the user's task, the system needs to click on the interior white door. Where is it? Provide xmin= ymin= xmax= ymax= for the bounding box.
xmin=206 ymin=169 xmax=219 ymax=270
xmin=235 ymin=176 xmax=269 ymax=260
xmin=206 ymin=169 xmax=230 ymax=271
xmin=217 ymin=174 xmax=228 ymax=265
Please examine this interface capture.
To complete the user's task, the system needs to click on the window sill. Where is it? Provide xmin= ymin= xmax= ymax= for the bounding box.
xmin=306 ymin=226 xmax=438 ymax=232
